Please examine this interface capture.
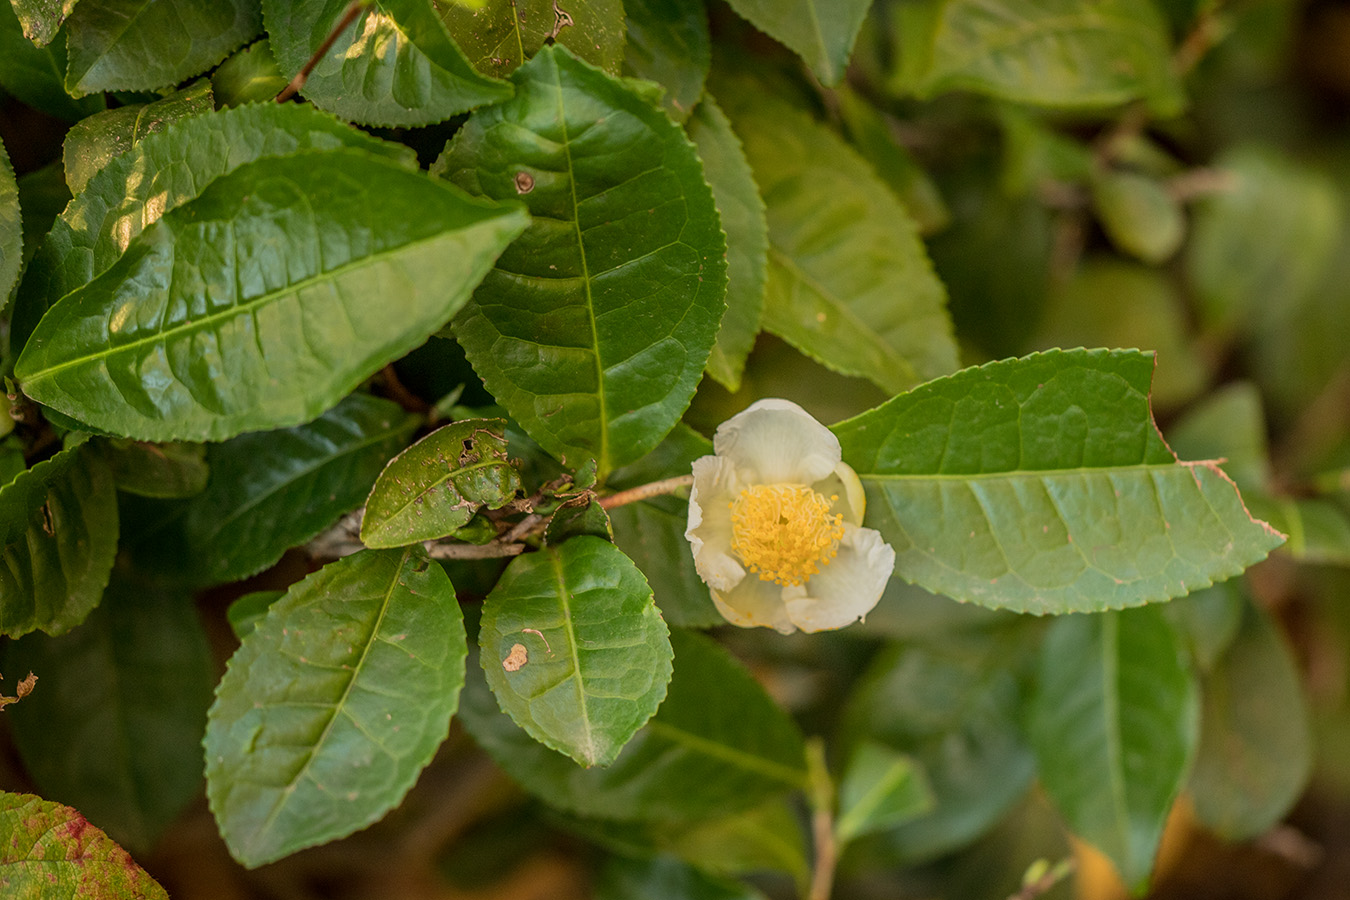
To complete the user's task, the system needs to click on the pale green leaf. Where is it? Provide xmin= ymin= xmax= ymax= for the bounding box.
xmin=722 ymin=0 xmax=870 ymax=85
xmin=1091 ymin=168 xmax=1184 ymax=264
xmin=833 ymin=349 xmax=1285 ymax=614
xmin=0 ymin=443 xmax=117 ymax=639
xmin=4 ymin=575 xmax=213 ymax=853
xmin=890 ymin=0 xmax=1184 ymax=113
xmin=479 ymin=536 xmax=672 ymax=767
xmin=15 ymin=151 xmax=528 ymax=441
xmin=460 ymin=628 xmax=807 ymax=822
xmin=9 ymin=0 xmax=80 ymax=45
xmin=64 ymin=0 xmax=261 ymax=95
xmin=0 ymin=138 xmax=19 ymax=306
xmin=623 ymin=0 xmax=710 ymax=121
xmin=361 ymin=418 xmax=521 ymax=549
xmin=688 ymin=94 xmax=768 ymax=394
xmin=205 ymin=546 xmax=467 ymax=868
xmin=62 ymin=80 xmax=213 ymax=195
xmin=835 ymin=742 xmax=934 ymax=844
xmin=437 ymin=45 xmax=727 ymax=476
xmin=211 ymin=39 xmax=287 ymax=107
xmin=717 ymin=81 xmax=957 ymax=394
xmin=435 ymin=0 xmax=626 ymax=79
xmin=1028 ymin=606 xmax=1198 ymax=890
xmin=0 ymin=792 xmax=168 ymax=899
xmin=13 ymin=102 xmax=414 ymax=341
xmin=263 ymin=0 xmax=512 ymax=127
xmin=1189 ymin=598 xmax=1312 ymax=840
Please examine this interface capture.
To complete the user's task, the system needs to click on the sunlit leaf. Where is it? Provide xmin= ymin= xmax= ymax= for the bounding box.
xmin=212 ymin=39 xmax=287 ymax=107
xmin=9 ymin=0 xmax=81 ymax=46
xmin=437 ymin=45 xmax=726 ymax=476
xmin=1028 ymin=606 xmax=1198 ymax=890
xmin=205 ymin=546 xmax=467 ymax=867
xmin=15 ymin=151 xmax=528 ymax=441
xmin=0 ymin=0 xmax=104 ymax=121
xmin=834 ymin=349 xmax=1285 ymax=614
xmin=263 ymin=0 xmax=513 ymax=127
xmin=0 ymin=138 xmax=20 ymax=306
xmin=436 ymin=0 xmax=626 ymax=79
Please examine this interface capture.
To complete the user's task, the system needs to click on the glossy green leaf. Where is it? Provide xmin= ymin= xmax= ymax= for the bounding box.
xmin=595 ymin=855 xmax=766 ymax=900
xmin=479 ymin=536 xmax=672 ymax=767
xmin=15 ymin=151 xmax=529 ymax=441
xmin=0 ymin=0 xmax=103 ymax=120
xmin=3 ymin=574 xmax=213 ymax=853
xmin=0 ymin=443 xmax=117 ymax=639
xmin=623 ymin=0 xmax=710 ymax=121
xmin=64 ymin=0 xmax=260 ymax=95
xmin=9 ymin=0 xmax=80 ymax=45
xmin=263 ymin=0 xmax=512 ymax=127
xmin=607 ymin=423 xmax=721 ymax=628
xmin=836 ymin=742 xmax=934 ymax=844
xmin=460 ymin=628 xmax=808 ymax=822
xmin=62 ymin=80 xmax=214 ymax=195
xmin=13 ymin=102 xmax=414 ymax=343
xmin=890 ymin=0 xmax=1184 ymax=113
xmin=1091 ymin=168 xmax=1185 ymax=264
xmin=722 ymin=0 xmax=870 ymax=85
xmin=211 ymin=39 xmax=287 ymax=107
xmin=435 ymin=0 xmax=626 ymax=79
xmin=361 ymin=418 xmax=521 ymax=549
xmin=100 ymin=438 xmax=209 ymax=499
xmin=833 ymin=349 xmax=1285 ymax=614
xmin=226 ymin=590 xmax=285 ymax=640
xmin=688 ymin=94 xmax=767 ymax=394
xmin=1189 ymin=599 xmax=1312 ymax=840
xmin=1028 ymin=606 xmax=1198 ymax=890
xmin=839 ymin=634 xmax=1035 ymax=864
xmin=205 ymin=546 xmax=467 ymax=868
xmin=123 ymin=393 xmax=418 ymax=586
xmin=717 ymin=81 xmax=957 ymax=394
xmin=0 ymin=138 xmax=19 ymax=306
xmin=0 ymin=791 xmax=168 ymax=899
xmin=438 ymin=45 xmax=727 ymax=475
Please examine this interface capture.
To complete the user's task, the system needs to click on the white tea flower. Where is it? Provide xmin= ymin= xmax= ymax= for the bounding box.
xmin=686 ymin=399 xmax=896 ymax=633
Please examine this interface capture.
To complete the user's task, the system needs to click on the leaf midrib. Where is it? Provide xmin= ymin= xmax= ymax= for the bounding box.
xmin=550 ymin=547 xmax=599 ymax=764
xmin=646 ymin=720 xmax=806 ymax=787
xmin=368 ymin=457 xmax=507 ymax=537
xmin=859 ymin=460 xmax=1197 ymax=482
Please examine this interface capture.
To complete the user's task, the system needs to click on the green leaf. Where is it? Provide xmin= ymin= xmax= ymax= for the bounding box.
xmin=435 ymin=0 xmax=626 ymax=79
xmin=1257 ymin=496 xmax=1350 ymax=566
xmin=1027 ymin=606 xmax=1198 ymax=890
xmin=3 ymin=574 xmax=213 ymax=853
xmin=0 ymin=0 xmax=103 ymax=120
xmin=0 ymin=791 xmax=168 ymax=899
xmin=595 ymin=855 xmax=767 ymax=900
xmin=835 ymin=742 xmax=934 ymax=844
xmin=1189 ymin=598 xmax=1312 ymax=841
xmin=64 ymin=0 xmax=261 ymax=95
xmin=839 ymin=634 xmax=1035 ymax=864
xmin=205 ymin=546 xmax=467 ymax=868
xmin=226 ymin=590 xmax=285 ymax=640
xmin=1091 ymin=168 xmax=1185 ymax=264
xmin=100 ymin=438 xmax=209 ymax=499
xmin=9 ymin=0 xmax=81 ymax=46
xmin=545 ymin=494 xmax=613 ymax=543
xmin=360 ymin=418 xmax=521 ymax=549
xmin=890 ymin=0 xmax=1184 ymax=113
xmin=722 ymin=0 xmax=870 ymax=85
xmin=607 ymin=423 xmax=722 ymax=628
xmin=833 ymin=349 xmax=1285 ymax=614
xmin=622 ymin=0 xmax=710 ymax=122
xmin=62 ymin=80 xmax=214 ymax=195
xmin=479 ymin=536 xmax=672 ymax=767
xmin=460 ymin=628 xmax=808 ymax=822
xmin=0 ymin=443 xmax=117 ymax=639
xmin=0 ymin=137 xmax=20 ymax=306
xmin=1165 ymin=382 xmax=1269 ymax=494
xmin=263 ymin=0 xmax=513 ymax=127
xmin=15 ymin=150 xmax=529 ymax=441
xmin=122 ymin=393 xmax=418 ymax=587
xmin=717 ymin=80 xmax=958 ymax=394
xmin=438 ymin=45 xmax=727 ymax=476
xmin=13 ymin=102 xmax=414 ymax=343
xmin=1162 ymin=580 xmax=1243 ymax=673
xmin=15 ymin=162 xmax=70 ymax=272
xmin=211 ymin=38 xmax=287 ymax=107
xmin=688 ymin=94 xmax=768 ymax=394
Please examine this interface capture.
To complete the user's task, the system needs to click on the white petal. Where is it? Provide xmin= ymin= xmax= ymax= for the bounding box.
xmin=687 ymin=455 xmax=745 ymax=591
xmin=810 ymin=460 xmax=867 ymax=526
xmin=785 ymin=526 xmax=895 ymax=632
xmin=712 ymin=575 xmax=799 ymax=634
xmin=713 ymin=398 xmax=840 ymax=485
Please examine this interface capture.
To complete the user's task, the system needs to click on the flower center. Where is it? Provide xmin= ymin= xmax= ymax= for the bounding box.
xmin=729 ymin=484 xmax=846 ymax=586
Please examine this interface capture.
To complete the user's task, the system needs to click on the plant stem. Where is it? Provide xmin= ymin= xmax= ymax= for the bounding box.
xmin=805 ymin=738 xmax=838 ymax=900
xmin=596 ymin=474 xmax=694 ymax=509
xmin=275 ymin=0 xmax=367 ymax=103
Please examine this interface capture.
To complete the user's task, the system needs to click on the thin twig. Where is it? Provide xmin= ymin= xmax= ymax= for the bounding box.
xmin=805 ymin=738 xmax=838 ymax=900
xmin=275 ymin=0 xmax=366 ymax=103
xmin=596 ymin=474 xmax=694 ymax=509
xmin=422 ymin=541 xmax=526 ymax=560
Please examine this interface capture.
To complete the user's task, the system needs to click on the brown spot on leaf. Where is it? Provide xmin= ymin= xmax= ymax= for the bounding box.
xmin=502 ymin=643 xmax=528 ymax=672
xmin=514 ymin=171 xmax=535 ymax=194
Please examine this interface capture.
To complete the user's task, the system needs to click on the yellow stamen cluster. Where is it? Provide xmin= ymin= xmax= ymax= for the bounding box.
xmin=729 ymin=484 xmax=845 ymax=586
